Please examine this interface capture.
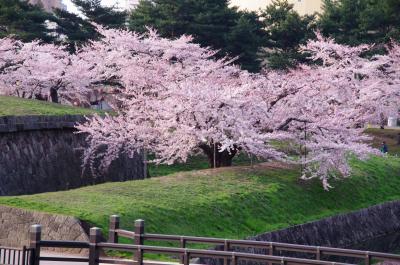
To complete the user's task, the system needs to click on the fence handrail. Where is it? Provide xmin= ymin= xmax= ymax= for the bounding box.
xmin=26 ymin=216 xmax=400 ymax=265
xmin=39 ymin=240 xmax=90 ymax=249
xmin=98 ymin=242 xmax=353 ymax=265
xmin=114 ymin=228 xmax=400 ymax=262
xmin=39 ymin=257 xmax=90 ymax=263
xmin=109 ymin=216 xmax=400 ymax=264
xmin=29 ymin=225 xmax=356 ymax=265
xmin=0 ymin=247 xmax=30 ymax=252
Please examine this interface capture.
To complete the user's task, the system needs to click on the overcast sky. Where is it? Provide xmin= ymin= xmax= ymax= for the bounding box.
xmin=63 ymin=0 xmax=124 ymax=14
xmin=62 ymin=0 xmax=271 ymax=13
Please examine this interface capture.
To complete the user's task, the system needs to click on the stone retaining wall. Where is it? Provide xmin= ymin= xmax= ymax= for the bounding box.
xmin=0 ymin=115 xmax=146 ymax=196
xmin=0 ymin=205 xmax=88 ymax=254
xmin=0 ymin=115 xmax=87 ymax=133
xmin=202 ymin=201 xmax=400 ymax=264
xmin=250 ymin=200 xmax=400 ymax=248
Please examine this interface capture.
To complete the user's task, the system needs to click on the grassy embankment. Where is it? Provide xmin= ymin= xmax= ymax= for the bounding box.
xmin=1 ymin=95 xmax=400 ymax=259
xmin=0 ymin=156 xmax=399 ymax=243
xmin=0 ymin=95 xmax=99 ymax=116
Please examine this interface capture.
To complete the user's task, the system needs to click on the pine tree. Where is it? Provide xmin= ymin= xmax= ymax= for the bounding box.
xmin=129 ymin=0 xmax=265 ymax=72
xmin=319 ymin=0 xmax=400 ymax=45
xmin=0 ymin=0 xmax=55 ymax=42
xmin=260 ymin=0 xmax=316 ymax=70
xmin=225 ymin=12 xmax=265 ymax=72
xmin=52 ymin=9 xmax=100 ymax=52
xmin=72 ymin=0 xmax=127 ymax=29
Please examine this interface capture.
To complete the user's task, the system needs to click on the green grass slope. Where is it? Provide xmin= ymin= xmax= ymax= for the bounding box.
xmin=0 ymin=95 xmax=99 ymax=116
xmin=0 ymin=157 xmax=399 ymax=241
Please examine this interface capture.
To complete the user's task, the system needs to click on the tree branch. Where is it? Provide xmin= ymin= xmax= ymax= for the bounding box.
xmin=277 ymin=117 xmax=311 ymax=131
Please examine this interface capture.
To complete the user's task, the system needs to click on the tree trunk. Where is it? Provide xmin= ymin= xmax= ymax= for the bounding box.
xmin=34 ymin=93 xmax=47 ymax=101
xmin=50 ymin=87 xmax=58 ymax=103
xmin=199 ymin=143 xmax=237 ymax=168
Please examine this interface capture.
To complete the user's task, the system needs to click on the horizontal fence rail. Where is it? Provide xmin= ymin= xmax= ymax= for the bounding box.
xmin=97 ymin=242 xmax=353 ymax=265
xmin=26 ymin=216 xmax=400 ymax=265
xmin=109 ymin=216 xmax=400 ymax=265
xmin=115 ymin=229 xmax=400 ymax=263
xmin=0 ymin=246 xmax=32 ymax=265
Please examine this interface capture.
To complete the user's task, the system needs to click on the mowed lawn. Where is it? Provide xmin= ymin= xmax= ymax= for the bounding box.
xmin=0 ymin=156 xmax=399 ymax=241
xmin=0 ymin=95 xmax=99 ymax=116
xmin=1 ymin=95 xmax=399 ymax=243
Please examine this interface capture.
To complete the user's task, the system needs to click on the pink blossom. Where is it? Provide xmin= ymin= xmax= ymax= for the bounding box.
xmin=2 ymin=29 xmax=399 ymax=189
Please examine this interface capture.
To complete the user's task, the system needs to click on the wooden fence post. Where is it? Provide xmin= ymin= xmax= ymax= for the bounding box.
xmin=268 ymin=242 xmax=274 ymax=265
xmin=89 ymin=228 xmax=102 ymax=265
xmin=183 ymin=250 xmax=190 ymax=265
xmin=180 ymin=237 xmax=186 ymax=264
xmin=365 ymin=252 xmax=371 ymax=265
xmin=231 ymin=254 xmax=237 ymax=265
xmin=223 ymin=240 xmax=230 ymax=265
xmin=316 ymin=247 xmax=321 ymax=260
xmin=29 ymin=225 xmax=41 ymax=265
xmin=109 ymin=215 xmax=120 ymax=243
xmin=134 ymin=219 xmax=145 ymax=265
xmin=21 ymin=246 xmax=26 ymax=265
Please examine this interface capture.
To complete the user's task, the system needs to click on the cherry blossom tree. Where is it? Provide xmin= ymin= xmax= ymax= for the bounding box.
xmin=260 ymin=33 xmax=400 ymax=188
xmin=74 ymin=27 xmax=289 ymax=173
xmin=0 ymin=38 xmax=90 ymax=104
xmin=76 ymin=29 xmax=400 ymax=188
xmin=3 ymin=27 xmax=398 ymax=189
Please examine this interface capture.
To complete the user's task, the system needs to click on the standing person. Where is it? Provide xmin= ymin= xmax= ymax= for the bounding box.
xmin=381 ymin=141 xmax=389 ymax=154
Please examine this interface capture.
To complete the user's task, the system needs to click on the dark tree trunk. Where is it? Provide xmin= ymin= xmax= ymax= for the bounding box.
xmin=34 ymin=94 xmax=47 ymax=101
xmin=199 ymin=143 xmax=238 ymax=168
xmin=50 ymin=88 xmax=58 ymax=103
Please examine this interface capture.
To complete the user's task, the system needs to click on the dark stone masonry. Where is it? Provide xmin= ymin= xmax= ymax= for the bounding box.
xmin=0 ymin=115 xmax=145 ymax=196
xmin=250 ymin=200 xmax=400 ymax=248
xmin=0 ymin=205 xmax=88 ymax=254
xmin=202 ymin=200 xmax=400 ymax=265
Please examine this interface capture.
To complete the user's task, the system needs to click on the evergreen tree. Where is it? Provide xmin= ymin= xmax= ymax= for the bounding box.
xmin=0 ymin=0 xmax=105 ymax=52
xmin=226 ymin=11 xmax=265 ymax=72
xmin=260 ymin=0 xmax=316 ymax=70
xmin=52 ymin=9 xmax=100 ymax=52
xmin=72 ymin=0 xmax=127 ymax=29
xmin=0 ymin=0 xmax=55 ymax=42
xmin=129 ymin=0 xmax=265 ymax=72
xmin=319 ymin=0 xmax=400 ymax=45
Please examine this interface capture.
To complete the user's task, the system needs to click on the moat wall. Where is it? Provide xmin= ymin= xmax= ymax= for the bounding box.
xmin=202 ymin=201 xmax=400 ymax=264
xmin=0 ymin=205 xmax=88 ymax=254
xmin=0 ymin=115 xmax=145 ymax=196
xmin=250 ymin=200 xmax=400 ymax=248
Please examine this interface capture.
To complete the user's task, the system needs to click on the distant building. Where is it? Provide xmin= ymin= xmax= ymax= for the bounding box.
xmin=231 ymin=0 xmax=323 ymax=15
xmin=28 ymin=0 xmax=66 ymax=12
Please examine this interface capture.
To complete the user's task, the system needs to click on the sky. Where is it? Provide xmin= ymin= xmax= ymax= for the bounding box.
xmin=63 ymin=0 xmax=128 ymax=14
xmin=62 ymin=0 xmax=272 ymax=13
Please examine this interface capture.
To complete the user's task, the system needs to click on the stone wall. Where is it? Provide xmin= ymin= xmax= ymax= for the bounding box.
xmin=0 ymin=205 xmax=88 ymax=253
xmin=250 ymin=200 xmax=400 ymax=248
xmin=202 ymin=201 xmax=400 ymax=264
xmin=0 ymin=115 xmax=145 ymax=196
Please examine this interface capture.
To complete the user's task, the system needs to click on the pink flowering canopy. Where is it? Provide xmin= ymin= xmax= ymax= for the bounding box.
xmin=1 ymin=29 xmax=399 ymax=189
xmin=0 ymin=38 xmax=90 ymax=104
xmin=74 ymin=29 xmax=400 ymax=189
xmin=261 ymin=34 xmax=400 ymax=188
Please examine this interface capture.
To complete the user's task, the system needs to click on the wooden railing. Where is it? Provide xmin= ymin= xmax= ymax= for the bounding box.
xmin=26 ymin=216 xmax=400 ymax=265
xmin=29 ymin=225 xmax=354 ymax=265
xmin=108 ymin=216 xmax=400 ymax=265
xmin=0 ymin=246 xmax=32 ymax=265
